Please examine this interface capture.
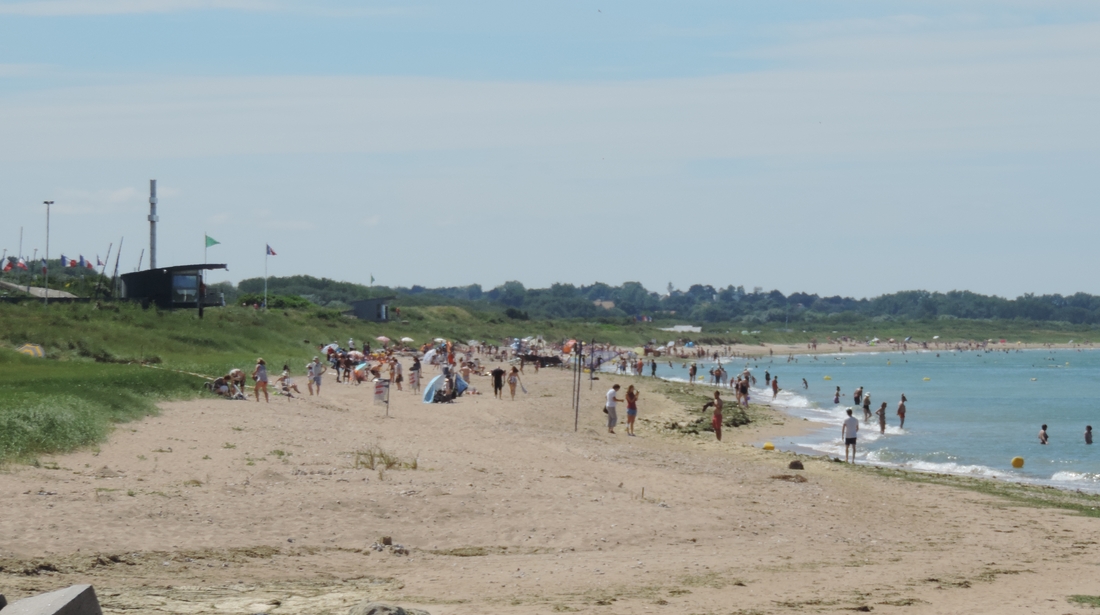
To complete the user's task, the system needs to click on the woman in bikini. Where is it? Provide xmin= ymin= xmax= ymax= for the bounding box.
xmin=625 ymin=385 xmax=640 ymax=436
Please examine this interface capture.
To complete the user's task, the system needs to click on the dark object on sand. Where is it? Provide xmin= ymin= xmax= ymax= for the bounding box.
xmin=788 ymin=460 xmax=804 ymax=470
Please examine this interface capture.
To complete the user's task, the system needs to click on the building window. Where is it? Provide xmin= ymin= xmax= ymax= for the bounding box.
xmin=172 ymin=274 xmax=198 ymax=303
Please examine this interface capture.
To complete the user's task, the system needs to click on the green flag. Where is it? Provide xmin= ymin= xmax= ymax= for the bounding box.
xmin=370 ymin=274 xmax=375 ymax=284
xmin=205 ymin=235 xmax=220 ymax=247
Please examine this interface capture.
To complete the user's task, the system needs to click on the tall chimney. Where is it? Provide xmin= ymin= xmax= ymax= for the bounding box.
xmin=148 ymin=179 xmax=158 ymax=269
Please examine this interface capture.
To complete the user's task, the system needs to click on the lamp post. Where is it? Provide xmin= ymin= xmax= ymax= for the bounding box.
xmin=43 ymin=200 xmax=53 ymax=305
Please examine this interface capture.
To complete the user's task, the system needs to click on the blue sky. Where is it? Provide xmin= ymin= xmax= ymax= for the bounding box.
xmin=2 ymin=1 xmax=1099 ymax=298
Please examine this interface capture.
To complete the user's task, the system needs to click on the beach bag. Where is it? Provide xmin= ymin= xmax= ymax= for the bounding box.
xmin=603 ymin=407 xmax=609 ymax=414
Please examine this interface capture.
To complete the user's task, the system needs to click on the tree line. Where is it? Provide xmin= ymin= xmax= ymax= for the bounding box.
xmin=235 ymin=276 xmax=1100 ymax=326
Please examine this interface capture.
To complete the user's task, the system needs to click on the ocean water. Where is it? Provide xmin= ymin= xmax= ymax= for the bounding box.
xmin=634 ymin=348 xmax=1100 ymax=491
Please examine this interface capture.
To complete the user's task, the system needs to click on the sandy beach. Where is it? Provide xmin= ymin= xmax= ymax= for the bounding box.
xmin=2 ymin=363 xmax=1099 ymax=614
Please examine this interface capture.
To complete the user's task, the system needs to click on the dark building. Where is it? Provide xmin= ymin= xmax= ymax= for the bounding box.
xmin=121 ymin=264 xmax=228 ymax=309
xmin=348 ymin=297 xmax=394 ymax=322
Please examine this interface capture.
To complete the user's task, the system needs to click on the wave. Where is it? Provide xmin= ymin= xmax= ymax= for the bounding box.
xmin=1050 ymin=471 xmax=1100 ymax=484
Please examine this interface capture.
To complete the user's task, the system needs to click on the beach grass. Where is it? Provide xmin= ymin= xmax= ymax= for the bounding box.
xmin=1069 ymin=595 xmax=1100 ymax=608
xmin=0 ymin=349 xmax=201 ymax=462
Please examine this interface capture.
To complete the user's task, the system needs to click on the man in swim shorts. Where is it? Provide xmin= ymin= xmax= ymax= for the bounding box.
xmin=842 ymin=408 xmax=859 ymax=463
xmin=1039 ymin=424 xmax=1049 ymax=445
xmin=491 ymin=366 xmax=506 ymax=399
xmin=308 ymin=356 xmax=327 ymax=396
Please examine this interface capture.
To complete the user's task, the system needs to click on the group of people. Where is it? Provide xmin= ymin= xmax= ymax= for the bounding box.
xmin=1038 ymin=424 xmax=1093 ymax=445
xmin=604 ymin=383 xmax=640 ymax=436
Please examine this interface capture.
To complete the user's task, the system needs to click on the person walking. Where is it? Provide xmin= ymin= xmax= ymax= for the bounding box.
xmin=491 ymin=366 xmax=505 ymax=399
xmin=252 ymin=358 xmax=269 ymax=403
xmin=842 ymin=408 xmax=859 ymax=463
xmin=507 ymin=366 xmax=522 ymax=400
xmin=897 ymin=394 xmax=907 ymax=429
xmin=307 ymin=356 xmax=326 ymax=396
xmin=876 ymin=402 xmax=887 ymax=434
xmin=605 ymin=384 xmax=623 ymax=434
xmin=771 ymin=376 xmax=780 ymax=400
xmin=625 ymin=385 xmax=640 ymax=436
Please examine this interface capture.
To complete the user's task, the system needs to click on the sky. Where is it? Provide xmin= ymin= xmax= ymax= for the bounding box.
xmin=2 ymin=1 xmax=1099 ymax=299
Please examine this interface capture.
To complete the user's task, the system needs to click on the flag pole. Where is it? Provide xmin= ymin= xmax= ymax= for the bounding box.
xmin=263 ymin=247 xmax=268 ymax=311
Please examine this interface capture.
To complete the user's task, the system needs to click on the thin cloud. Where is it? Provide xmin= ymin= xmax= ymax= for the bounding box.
xmin=0 ymin=0 xmax=418 ymax=17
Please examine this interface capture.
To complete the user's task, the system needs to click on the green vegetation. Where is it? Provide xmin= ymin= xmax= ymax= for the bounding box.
xmin=860 ymin=466 xmax=1100 ymax=518
xmin=1069 ymin=595 xmax=1100 ymax=608
xmin=0 ymin=348 xmax=200 ymax=462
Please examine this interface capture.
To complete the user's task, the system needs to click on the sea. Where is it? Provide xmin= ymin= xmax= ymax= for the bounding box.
xmin=635 ymin=348 xmax=1100 ymax=492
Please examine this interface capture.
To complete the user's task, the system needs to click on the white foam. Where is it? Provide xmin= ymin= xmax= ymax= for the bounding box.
xmin=1050 ymin=471 xmax=1100 ymax=484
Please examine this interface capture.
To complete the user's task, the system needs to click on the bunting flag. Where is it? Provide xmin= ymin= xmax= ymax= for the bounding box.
xmin=205 ymin=235 xmax=220 ymax=247
xmin=85 ymin=258 xmax=94 ymax=270
xmin=78 ymin=255 xmax=86 ymax=269
xmin=266 ymin=244 xmax=277 ymax=256
xmin=41 ymin=258 xmax=47 ymax=274
xmin=2 ymin=259 xmax=11 ymax=272
xmin=97 ymin=256 xmax=105 ymax=267
xmin=60 ymin=254 xmax=69 ymax=267
xmin=16 ymin=257 xmax=28 ymax=271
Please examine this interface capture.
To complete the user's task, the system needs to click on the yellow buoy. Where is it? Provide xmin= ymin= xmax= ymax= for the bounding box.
xmin=922 ymin=377 xmax=931 ymax=381
xmin=762 ymin=442 xmax=775 ymax=451
xmin=823 ymin=376 xmax=832 ymax=380
xmin=887 ymin=360 xmax=891 ymax=366
xmin=1011 ymin=457 xmax=1024 ymax=468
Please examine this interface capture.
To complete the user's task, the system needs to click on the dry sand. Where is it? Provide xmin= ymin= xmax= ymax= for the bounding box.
xmin=2 ymin=363 xmax=1100 ymax=614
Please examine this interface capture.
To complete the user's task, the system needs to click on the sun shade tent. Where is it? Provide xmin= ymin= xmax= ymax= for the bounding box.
xmin=17 ymin=343 xmax=44 ymax=357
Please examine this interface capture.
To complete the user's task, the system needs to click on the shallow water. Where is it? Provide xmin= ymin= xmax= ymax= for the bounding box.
xmin=635 ymin=348 xmax=1100 ymax=491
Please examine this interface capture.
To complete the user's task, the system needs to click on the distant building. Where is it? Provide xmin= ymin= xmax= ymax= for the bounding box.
xmin=348 ymin=297 xmax=394 ymax=322
xmin=659 ymin=325 xmax=702 ymax=333
xmin=593 ymin=300 xmax=616 ymax=309
xmin=121 ymin=264 xmax=227 ymax=309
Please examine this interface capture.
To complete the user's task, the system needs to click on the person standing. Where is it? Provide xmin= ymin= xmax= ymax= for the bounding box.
xmin=771 ymin=376 xmax=780 ymax=400
xmin=308 ymin=356 xmax=327 ymax=396
xmin=897 ymin=394 xmax=907 ymax=429
xmin=625 ymin=385 xmax=640 ymax=436
xmin=491 ymin=366 xmax=506 ymax=399
xmin=854 ymin=386 xmax=863 ymax=406
xmin=605 ymin=384 xmax=623 ymax=434
xmin=1039 ymin=424 xmax=1049 ymax=445
xmin=711 ymin=390 xmax=724 ymax=441
xmin=688 ymin=363 xmax=697 ymax=385
xmin=862 ymin=392 xmax=872 ymax=422
xmin=393 ymin=358 xmax=404 ymax=391
xmin=1086 ymin=425 xmax=1093 ymax=445
xmin=833 ymin=386 xmax=841 ymax=404
xmin=252 ymin=358 xmax=269 ymax=403
xmin=876 ymin=402 xmax=887 ymax=434
xmin=842 ymin=408 xmax=859 ymax=463
xmin=650 ymin=359 xmax=657 ymax=377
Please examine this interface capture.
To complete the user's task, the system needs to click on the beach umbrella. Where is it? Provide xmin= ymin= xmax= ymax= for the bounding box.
xmin=932 ymin=335 xmax=940 ymax=340
xmin=434 ymin=337 xmax=446 ymax=343
xmin=468 ymin=340 xmax=480 ymax=346
xmin=376 ymin=335 xmax=390 ymax=343
xmin=633 ymin=347 xmax=645 ymax=355
xmin=401 ymin=337 xmax=414 ymax=343
xmin=17 ymin=343 xmax=44 ymax=358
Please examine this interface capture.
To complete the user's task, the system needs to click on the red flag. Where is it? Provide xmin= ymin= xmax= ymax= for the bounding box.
xmin=16 ymin=258 xmax=28 ymax=271
xmin=2 ymin=259 xmax=11 ymax=272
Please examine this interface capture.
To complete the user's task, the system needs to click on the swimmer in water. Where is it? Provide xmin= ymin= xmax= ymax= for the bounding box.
xmin=876 ymin=402 xmax=887 ymax=434
xmin=1039 ymin=424 xmax=1049 ymax=445
xmin=897 ymin=394 xmax=907 ymax=429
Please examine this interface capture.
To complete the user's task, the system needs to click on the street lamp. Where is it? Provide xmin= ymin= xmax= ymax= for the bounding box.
xmin=43 ymin=200 xmax=53 ymax=305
